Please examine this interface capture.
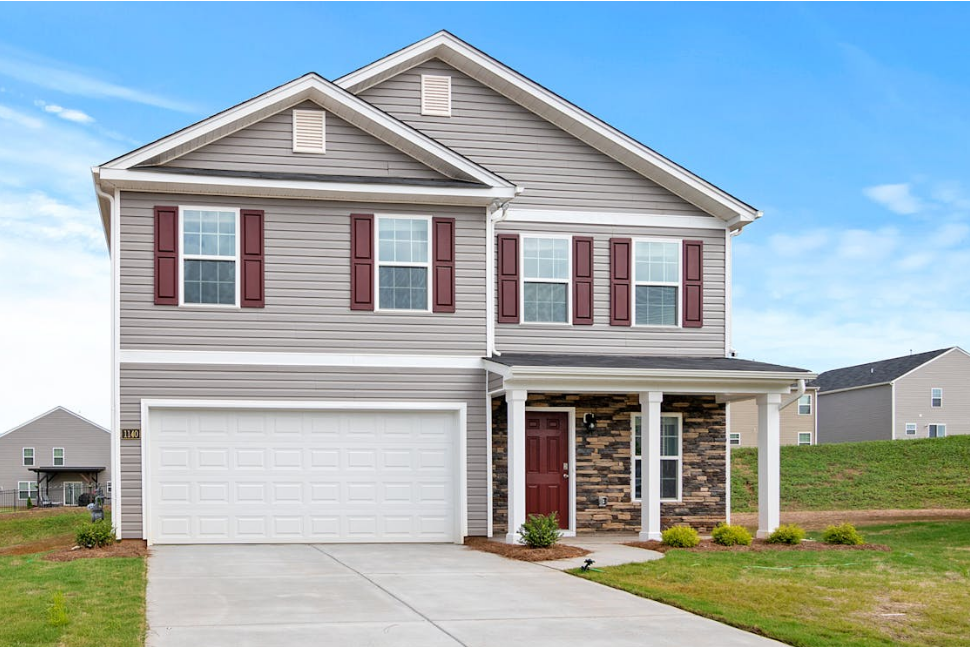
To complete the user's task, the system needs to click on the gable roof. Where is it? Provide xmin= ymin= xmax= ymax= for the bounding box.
xmin=814 ymin=347 xmax=963 ymax=393
xmin=0 ymin=406 xmax=109 ymax=440
xmin=336 ymin=31 xmax=761 ymax=228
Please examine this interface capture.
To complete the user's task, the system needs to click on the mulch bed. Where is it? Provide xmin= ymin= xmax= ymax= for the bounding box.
xmin=626 ymin=539 xmax=891 ymax=553
xmin=43 ymin=539 xmax=148 ymax=562
xmin=465 ymin=536 xmax=590 ymax=561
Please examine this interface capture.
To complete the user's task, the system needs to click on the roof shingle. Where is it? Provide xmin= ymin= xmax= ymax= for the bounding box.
xmin=813 ymin=348 xmax=954 ymax=393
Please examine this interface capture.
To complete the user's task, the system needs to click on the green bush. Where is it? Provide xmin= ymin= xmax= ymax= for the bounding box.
xmin=518 ymin=512 xmax=561 ymax=548
xmin=76 ymin=519 xmax=115 ymax=549
xmin=822 ymin=523 xmax=865 ymax=545
xmin=661 ymin=525 xmax=700 ymax=548
xmin=711 ymin=523 xmax=752 ymax=546
xmin=26 ymin=496 xmax=33 ymax=510
xmin=766 ymin=524 xmax=806 ymax=545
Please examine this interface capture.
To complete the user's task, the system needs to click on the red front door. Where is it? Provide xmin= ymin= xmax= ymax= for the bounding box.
xmin=525 ymin=411 xmax=569 ymax=529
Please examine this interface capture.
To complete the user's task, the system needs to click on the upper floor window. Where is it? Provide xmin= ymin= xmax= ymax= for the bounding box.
xmin=634 ymin=240 xmax=680 ymax=326
xmin=522 ymin=236 xmax=570 ymax=323
xmin=181 ymin=208 xmax=239 ymax=306
xmin=797 ymin=394 xmax=812 ymax=416
xmin=632 ymin=413 xmax=682 ymax=502
xmin=53 ymin=448 xmax=64 ymax=467
xmin=22 ymin=448 xmax=34 ymax=466
xmin=377 ymin=216 xmax=430 ymax=311
xmin=931 ymin=388 xmax=942 ymax=408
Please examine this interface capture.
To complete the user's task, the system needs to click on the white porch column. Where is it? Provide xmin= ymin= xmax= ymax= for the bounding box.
xmin=756 ymin=393 xmax=782 ymax=538
xmin=639 ymin=391 xmax=663 ymax=541
xmin=505 ymin=389 xmax=528 ymax=543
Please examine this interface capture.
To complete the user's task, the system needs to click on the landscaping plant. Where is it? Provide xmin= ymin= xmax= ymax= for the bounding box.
xmin=518 ymin=512 xmax=561 ymax=548
xmin=765 ymin=523 xmax=806 ymax=545
xmin=75 ymin=519 xmax=115 ymax=548
xmin=711 ymin=523 xmax=752 ymax=546
xmin=661 ymin=525 xmax=700 ymax=548
xmin=47 ymin=591 xmax=69 ymax=628
xmin=821 ymin=522 xmax=864 ymax=545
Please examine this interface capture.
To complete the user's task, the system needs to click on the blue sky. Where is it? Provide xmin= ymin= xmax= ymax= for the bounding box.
xmin=1 ymin=2 xmax=968 ymax=429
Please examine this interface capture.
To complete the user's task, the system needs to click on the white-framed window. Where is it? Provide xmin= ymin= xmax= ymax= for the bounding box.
xmin=729 ymin=432 xmax=741 ymax=446
xmin=929 ymin=424 xmax=946 ymax=438
xmin=797 ymin=394 xmax=812 ymax=416
xmin=17 ymin=481 xmax=37 ymax=501
xmin=798 ymin=432 xmax=812 ymax=446
xmin=633 ymin=239 xmax=680 ymax=326
xmin=22 ymin=448 xmax=34 ymax=467
xmin=53 ymin=448 xmax=64 ymax=466
xmin=106 ymin=481 xmax=112 ymax=496
xmin=376 ymin=215 xmax=431 ymax=311
xmin=180 ymin=207 xmax=240 ymax=306
xmin=931 ymin=388 xmax=943 ymax=408
xmin=522 ymin=236 xmax=571 ymax=323
xmin=905 ymin=423 xmax=917 ymax=436
xmin=632 ymin=413 xmax=682 ymax=502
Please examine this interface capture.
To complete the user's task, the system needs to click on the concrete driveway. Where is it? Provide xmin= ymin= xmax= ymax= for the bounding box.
xmin=147 ymin=544 xmax=784 ymax=647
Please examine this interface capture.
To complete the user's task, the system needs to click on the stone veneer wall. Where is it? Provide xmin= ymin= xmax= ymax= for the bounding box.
xmin=491 ymin=393 xmax=727 ymax=535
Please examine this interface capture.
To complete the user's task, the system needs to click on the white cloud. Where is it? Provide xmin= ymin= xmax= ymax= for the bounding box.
xmin=37 ymin=101 xmax=95 ymax=124
xmin=863 ymin=182 xmax=924 ymax=215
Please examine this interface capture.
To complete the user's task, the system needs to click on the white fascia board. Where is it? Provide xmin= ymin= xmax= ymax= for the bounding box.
xmin=142 ymin=398 xmax=467 ymax=412
xmin=503 ymin=208 xmax=728 ymax=231
xmin=504 ymin=365 xmax=815 ymax=382
xmin=120 ymin=349 xmax=485 ymax=370
xmin=816 ymin=382 xmax=891 ymax=397
xmin=503 ymin=375 xmax=800 ymax=396
xmin=482 ymin=359 xmax=513 ymax=378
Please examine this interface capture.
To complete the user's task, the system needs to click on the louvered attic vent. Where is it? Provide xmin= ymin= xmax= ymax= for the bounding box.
xmin=292 ymin=109 xmax=326 ymax=153
xmin=421 ymin=75 xmax=452 ymax=116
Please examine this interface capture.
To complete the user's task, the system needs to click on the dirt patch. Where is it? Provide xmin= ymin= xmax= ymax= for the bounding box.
xmin=732 ymin=509 xmax=970 ymax=531
xmin=465 ymin=536 xmax=590 ymax=562
xmin=625 ymin=538 xmax=891 ymax=553
xmin=0 ymin=533 xmax=76 ymax=556
xmin=43 ymin=539 xmax=147 ymax=562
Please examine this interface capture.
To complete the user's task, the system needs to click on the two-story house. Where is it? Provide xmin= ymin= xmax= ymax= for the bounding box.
xmin=729 ymin=386 xmax=818 ymax=447
xmin=92 ymin=31 xmax=812 ymax=545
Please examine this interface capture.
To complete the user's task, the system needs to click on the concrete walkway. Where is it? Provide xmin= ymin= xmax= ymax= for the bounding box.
xmin=147 ymin=543 xmax=785 ymax=647
xmin=539 ymin=534 xmax=664 ymax=570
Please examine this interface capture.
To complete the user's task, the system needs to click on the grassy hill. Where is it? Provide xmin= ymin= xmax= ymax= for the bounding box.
xmin=731 ymin=434 xmax=970 ymax=512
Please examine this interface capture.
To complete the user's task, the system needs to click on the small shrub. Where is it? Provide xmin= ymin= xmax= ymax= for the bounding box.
xmin=711 ymin=523 xmax=752 ymax=546
xmin=661 ymin=525 xmax=700 ymax=548
xmin=26 ymin=496 xmax=33 ymax=509
xmin=518 ymin=512 xmax=561 ymax=548
xmin=766 ymin=524 xmax=806 ymax=545
xmin=48 ymin=591 xmax=69 ymax=627
xmin=822 ymin=523 xmax=865 ymax=545
xmin=76 ymin=519 xmax=115 ymax=549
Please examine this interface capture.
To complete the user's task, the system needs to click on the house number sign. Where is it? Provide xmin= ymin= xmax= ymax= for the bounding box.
xmin=121 ymin=428 xmax=141 ymax=441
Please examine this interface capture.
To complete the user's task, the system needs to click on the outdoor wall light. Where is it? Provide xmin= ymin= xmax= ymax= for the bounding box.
xmin=583 ymin=413 xmax=597 ymax=433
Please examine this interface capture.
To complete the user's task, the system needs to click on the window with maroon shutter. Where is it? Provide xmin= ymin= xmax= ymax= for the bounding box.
xmin=609 ymin=238 xmax=631 ymax=326
xmin=497 ymin=234 xmax=519 ymax=323
xmin=572 ymin=236 xmax=594 ymax=325
xmin=350 ymin=214 xmax=375 ymax=310
xmin=240 ymin=209 xmax=265 ymax=308
xmin=432 ymin=217 xmax=456 ymax=313
xmin=682 ymin=239 xmax=703 ymax=328
xmin=632 ymin=239 xmax=681 ymax=326
xmin=154 ymin=206 xmax=178 ymax=305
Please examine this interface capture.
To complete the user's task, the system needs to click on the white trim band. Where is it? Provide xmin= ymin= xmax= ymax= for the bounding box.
xmin=120 ymin=349 xmax=486 ymax=369
xmin=503 ymin=208 xmax=728 ymax=231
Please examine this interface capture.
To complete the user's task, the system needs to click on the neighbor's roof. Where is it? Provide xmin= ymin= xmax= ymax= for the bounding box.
xmin=29 ymin=466 xmax=106 ymax=474
xmin=0 ymin=406 xmax=109 ymax=440
xmin=814 ymin=347 xmax=960 ymax=393
xmin=487 ymin=353 xmax=811 ymax=374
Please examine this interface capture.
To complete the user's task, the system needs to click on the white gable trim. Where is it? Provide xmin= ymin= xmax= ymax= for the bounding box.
xmin=336 ymin=31 xmax=760 ymax=226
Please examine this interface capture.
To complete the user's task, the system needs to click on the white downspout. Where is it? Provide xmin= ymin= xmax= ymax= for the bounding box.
xmin=780 ymin=379 xmax=806 ymax=410
xmin=485 ymin=188 xmax=521 ymax=358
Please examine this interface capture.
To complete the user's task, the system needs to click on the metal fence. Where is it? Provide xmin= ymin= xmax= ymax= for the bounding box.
xmin=0 ymin=485 xmax=107 ymax=511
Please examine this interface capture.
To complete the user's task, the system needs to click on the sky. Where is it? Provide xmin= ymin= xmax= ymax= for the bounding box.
xmin=0 ymin=2 xmax=968 ymax=430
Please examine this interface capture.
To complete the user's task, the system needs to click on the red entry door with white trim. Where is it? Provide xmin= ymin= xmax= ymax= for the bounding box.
xmin=525 ymin=411 xmax=569 ymax=529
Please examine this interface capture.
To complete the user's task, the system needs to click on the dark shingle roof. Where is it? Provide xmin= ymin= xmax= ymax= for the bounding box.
xmin=487 ymin=353 xmax=811 ymax=374
xmin=814 ymin=348 xmax=954 ymax=393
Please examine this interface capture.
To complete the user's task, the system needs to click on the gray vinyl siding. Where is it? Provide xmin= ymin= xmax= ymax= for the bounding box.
xmin=817 ymin=384 xmax=893 ymax=443
xmin=0 ymin=408 xmax=111 ymax=494
xmin=165 ymin=101 xmax=448 ymax=181
xmin=359 ymin=59 xmax=711 ymax=215
xmin=119 ymin=192 xmax=486 ymax=354
xmin=494 ymin=221 xmax=726 ymax=355
xmin=118 ymin=364 xmax=487 ymax=539
xmin=487 ymin=371 xmax=503 ymax=393
xmin=894 ymin=349 xmax=970 ymax=439
xmin=729 ymin=391 xmax=817 ymax=447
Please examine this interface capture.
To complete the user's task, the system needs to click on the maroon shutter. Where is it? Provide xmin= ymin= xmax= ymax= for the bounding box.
xmin=497 ymin=234 xmax=519 ymax=323
xmin=432 ymin=217 xmax=456 ymax=313
xmin=682 ymin=239 xmax=704 ymax=328
xmin=154 ymin=206 xmax=178 ymax=305
xmin=240 ymin=209 xmax=265 ymax=308
xmin=350 ymin=214 xmax=375 ymax=311
xmin=572 ymin=236 xmax=594 ymax=325
xmin=609 ymin=238 xmax=632 ymax=326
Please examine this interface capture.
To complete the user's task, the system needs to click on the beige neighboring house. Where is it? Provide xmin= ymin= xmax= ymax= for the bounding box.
xmin=816 ymin=347 xmax=970 ymax=443
xmin=729 ymin=386 xmax=818 ymax=447
xmin=0 ymin=407 xmax=111 ymax=506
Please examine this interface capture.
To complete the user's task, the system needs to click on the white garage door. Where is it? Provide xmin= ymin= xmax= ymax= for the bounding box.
xmin=146 ymin=407 xmax=460 ymax=544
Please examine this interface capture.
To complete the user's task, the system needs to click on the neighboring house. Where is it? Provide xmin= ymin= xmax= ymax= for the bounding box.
xmin=91 ymin=31 xmax=812 ymax=545
xmin=0 ymin=407 xmax=111 ymax=506
xmin=730 ymin=386 xmax=818 ymax=447
xmin=815 ymin=347 xmax=970 ymax=443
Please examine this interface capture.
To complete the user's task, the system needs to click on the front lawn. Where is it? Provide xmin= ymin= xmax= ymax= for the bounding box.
xmin=577 ymin=521 xmax=970 ymax=647
xmin=0 ymin=508 xmax=91 ymax=548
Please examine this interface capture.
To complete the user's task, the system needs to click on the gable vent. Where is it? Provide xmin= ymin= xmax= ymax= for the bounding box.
xmin=421 ymin=75 xmax=452 ymax=117
xmin=292 ymin=109 xmax=326 ymax=153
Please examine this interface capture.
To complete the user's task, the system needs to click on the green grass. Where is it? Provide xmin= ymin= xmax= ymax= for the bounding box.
xmin=578 ymin=521 xmax=970 ymax=647
xmin=0 ymin=509 xmax=92 ymax=548
xmin=731 ymin=435 xmax=970 ymax=512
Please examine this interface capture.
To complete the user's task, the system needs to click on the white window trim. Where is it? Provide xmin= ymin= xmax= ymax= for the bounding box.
xmin=178 ymin=206 xmax=241 ymax=308
xmin=63 ymin=481 xmax=84 ymax=506
xmin=17 ymin=481 xmax=37 ymax=501
xmin=520 ymin=234 xmax=572 ymax=325
xmin=107 ymin=481 xmax=113 ymax=496
xmin=905 ymin=423 xmax=917 ymax=436
xmin=797 ymin=432 xmax=812 ymax=446
xmin=374 ymin=214 xmax=433 ymax=313
xmin=22 ymin=447 xmax=34 ymax=467
xmin=928 ymin=423 xmax=947 ymax=438
xmin=291 ymin=108 xmax=326 ymax=154
xmin=631 ymin=412 xmax=683 ymax=503
xmin=931 ymin=387 xmax=943 ymax=408
xmin=53 ymin=447 xmax=65 ymax=467
xmin=631 ymin=237 xmax=682 ymax=328
xmin=728 ymin=432 xmax=741 ymax=446
xmin=797 ymin=394 xmax=812 ymax=416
